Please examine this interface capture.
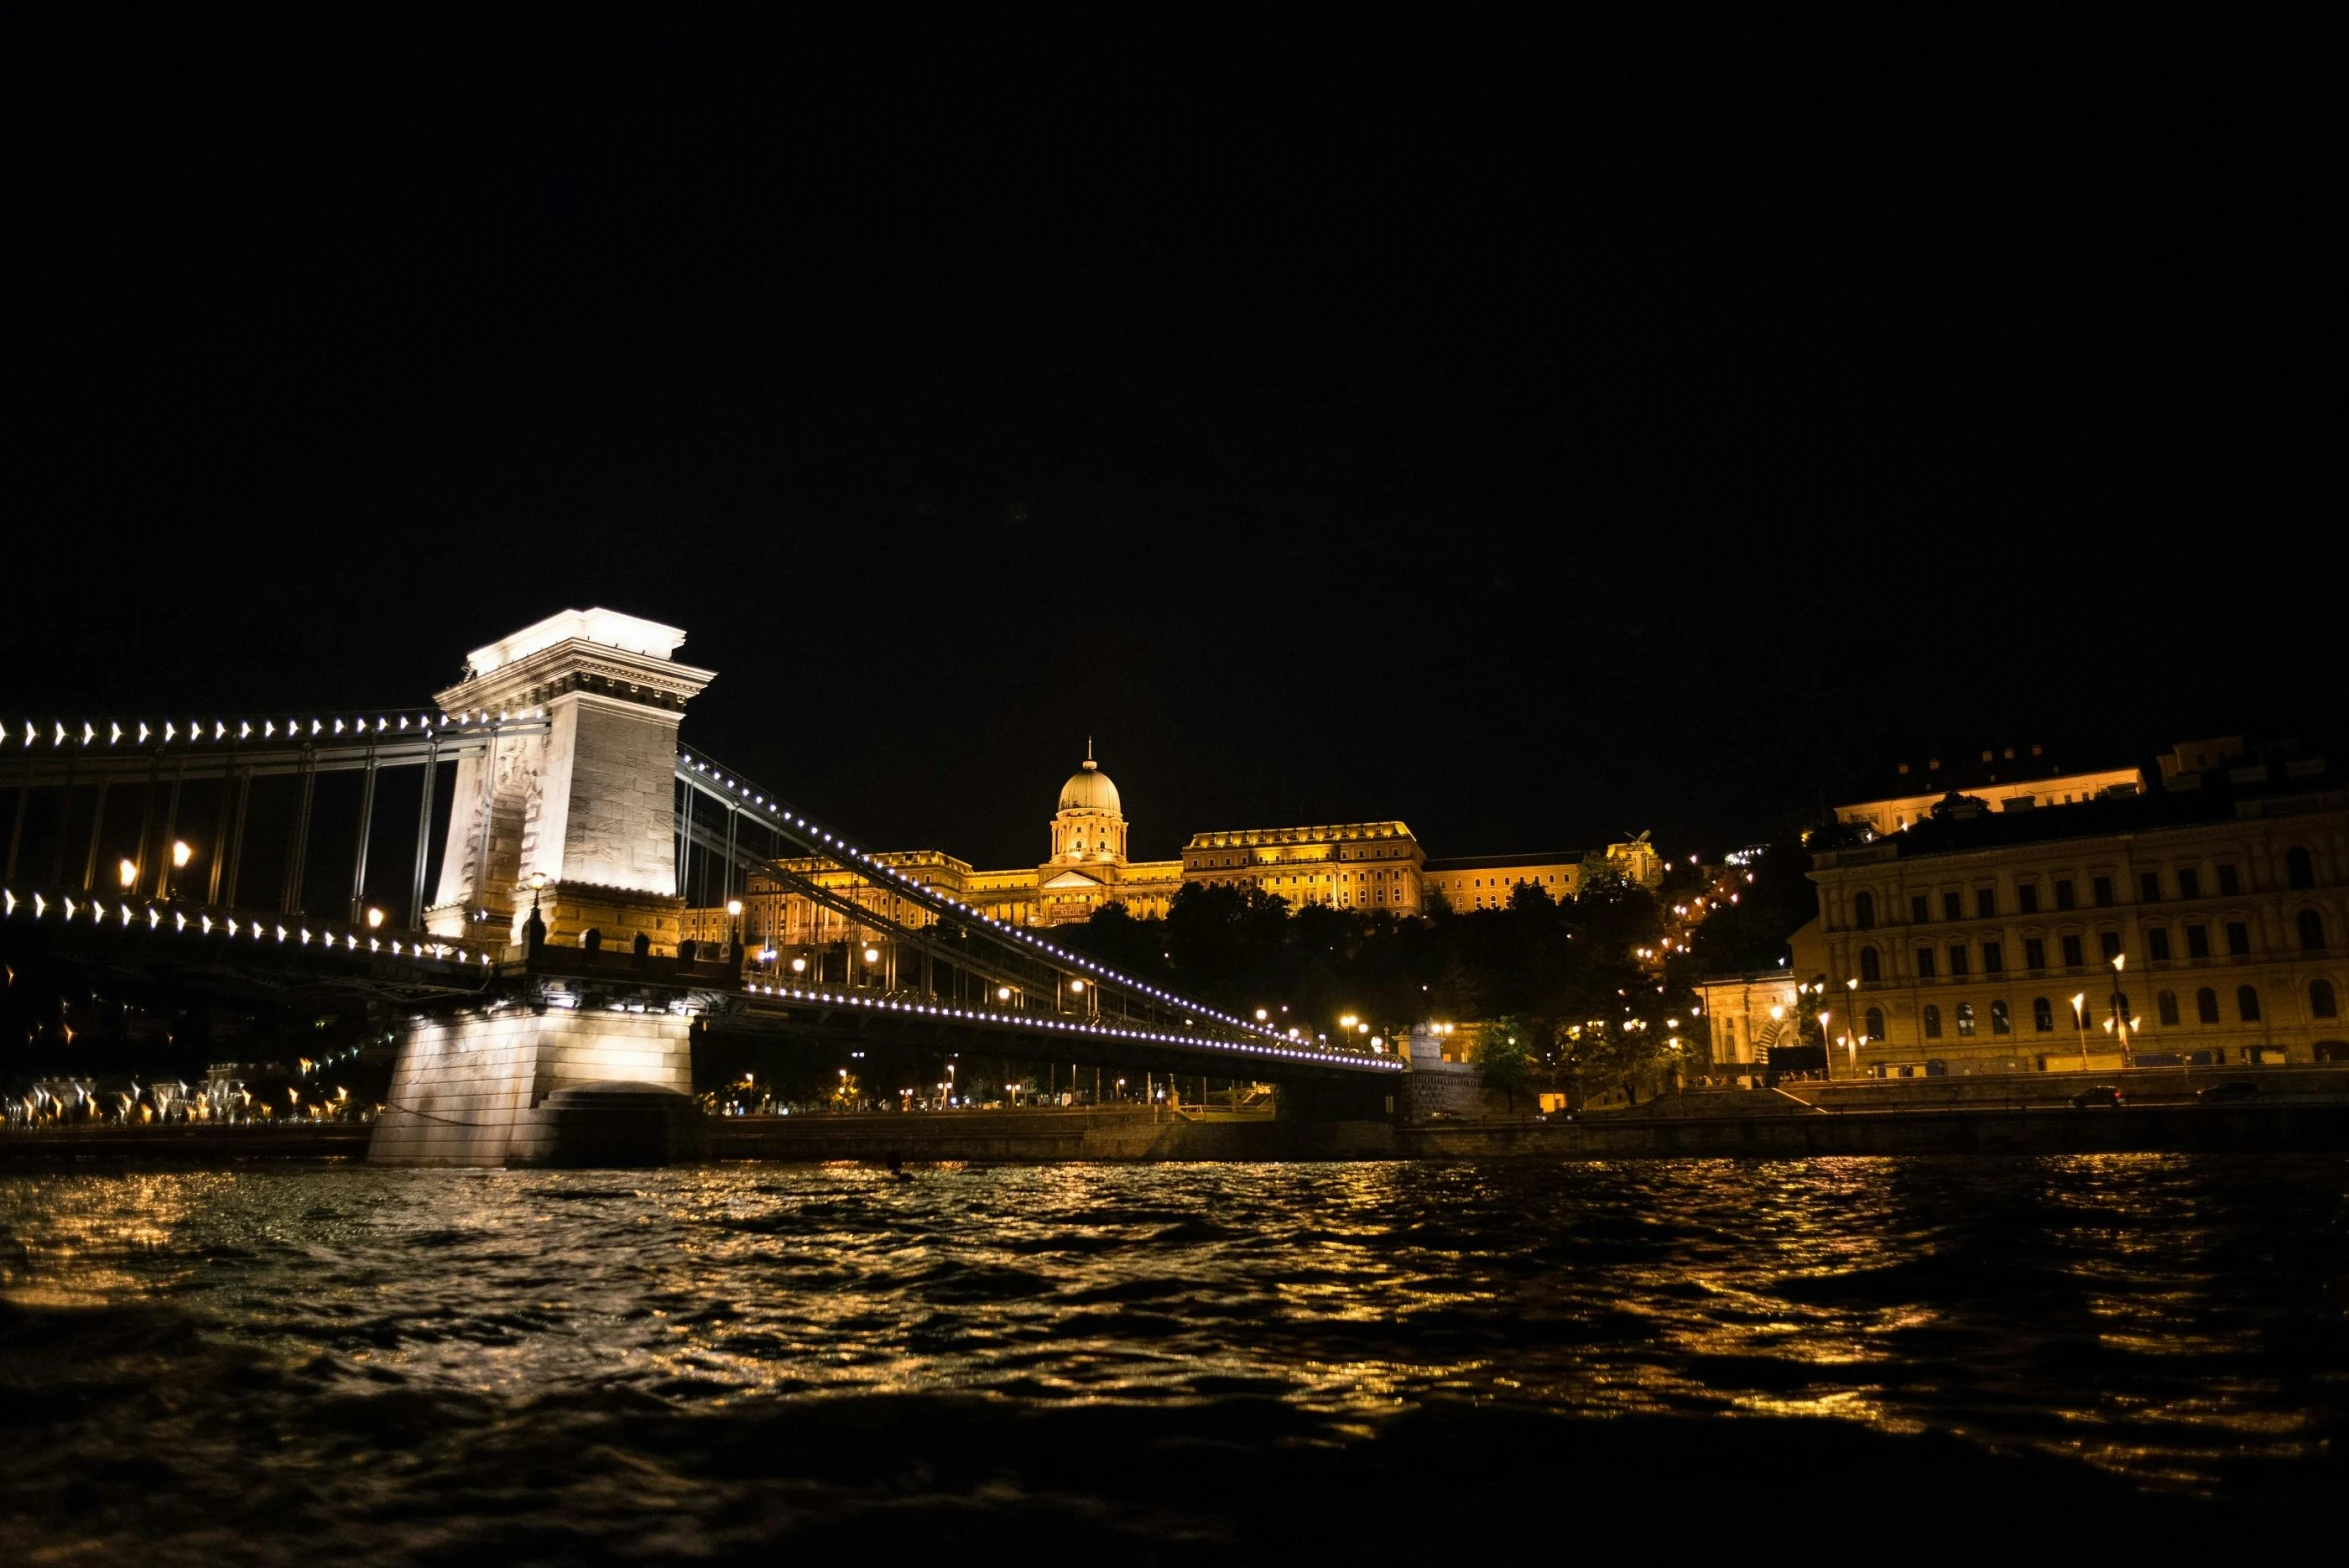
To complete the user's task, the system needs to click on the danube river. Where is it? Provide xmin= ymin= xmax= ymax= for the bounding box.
xmin=3 ymin=1155 xmax=2343 ymax=1560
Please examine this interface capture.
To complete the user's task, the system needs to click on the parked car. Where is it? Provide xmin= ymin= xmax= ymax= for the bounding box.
xmin=2195 ymin=1080 xmax=2262 ymax=1104
xmin=2068 ymin=1085 xmax=2126 ymax=1109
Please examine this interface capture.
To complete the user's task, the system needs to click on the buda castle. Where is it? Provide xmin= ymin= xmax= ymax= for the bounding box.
xmin=715 ymin=751 xmax=1664 ymax=961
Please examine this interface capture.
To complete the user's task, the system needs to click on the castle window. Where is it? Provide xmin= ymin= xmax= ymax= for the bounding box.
xmin=1864 ymin=1005 xmax=1885 ymax=1041
xmin=1982 ymin=940 xmax=2003 ymax=973
xmin=1942 ymin=890 xmax=1963 ymax=922
xmin=2099 ymin=931 xmax=2122 ymax=962
xmin=2032 ymin=997 xmax=2054 ymax=1032
xmin=2139 ymin=871 xmax=2162 ymax=903
xmin=2237 ymin=985 xmax=2261 ymax=1023
xmin=2061 ymin=935 xmax=2084 ymax=967
xmin=1853 ymin=891 xmax=1876 ymax=929
xmin=2024 ymin=938 xmax=2046 ymax=970
xmin=1916 ymin=947 xmax=1937 ymax=979
xmin=2218 ymin=864 xmax=2241 ymax=896
xmin=2018 ymin=883 xmax=2040 ymax=914
xmin=2178 ymin=867 xmax=2201 ymax=899
xmin=2287 ymin=847 xmax=2316 ymax=890
xmin=2226 ymin=921 xmax=2251 ymax=957
xmin=2092 ymin=876 xmax=2115 ymax=907
xmin=1859 ymin=946 xmax=1881 ymax=982
xmin=2314 ymin=979 xmax=2340 ymax=1019
xmin=1956 ymin=1003 xmax=1976 ymax=1036
xmin=2157 ymin=991 xmax=2180 ymax=1025
xmin=1976 ymin=888 xmax=1997 ymax=919
xmin=2299 ymin=910 xmax=2327 ymax=952
xmin=2186 ymin=924 xmax=2211 ymax=959
xmin=2196 ymin=987 xmax=2220 ymax=1023
xmin=2055 ymin=880 xmax=2076 ymax=911
xmin=1923 ymin=1005 xmax=1943 ymax=1039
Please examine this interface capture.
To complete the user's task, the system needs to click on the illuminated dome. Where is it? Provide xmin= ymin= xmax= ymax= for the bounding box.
xmin=1058 ymin=757 xmax=1122 ymax=814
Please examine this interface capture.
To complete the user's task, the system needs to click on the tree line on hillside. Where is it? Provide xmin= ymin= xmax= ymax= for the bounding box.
xmin=1048 ymin=828 xmax=1822 ymax=1103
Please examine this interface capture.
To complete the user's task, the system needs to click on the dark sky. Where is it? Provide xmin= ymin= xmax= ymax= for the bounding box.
xmin=11 ymin=12 xmax=2337 ymax=871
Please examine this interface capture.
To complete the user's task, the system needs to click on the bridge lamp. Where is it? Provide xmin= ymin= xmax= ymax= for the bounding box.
xmin=791 ymin=956 xmax=807 ymax=975
xmin=117 ymin=858 xmax=138 ymax=890
xmin=1068 ymin=978 xmax=1085 ymax=992
xmin=1339 ymin=1014 xmax=1358 ymax=1030
xmin=1255 ymin=1008 xmax=1268 ymax=1021
xmin=997 ymin=986 xmax=1012 ymax=1002
xmin=365 ymin=908 xmax=384 ymax=930
xmin=862 ymin=945 xmax=879 ymax=964
xmin=171 ymin=840 xmax=193 ymax=869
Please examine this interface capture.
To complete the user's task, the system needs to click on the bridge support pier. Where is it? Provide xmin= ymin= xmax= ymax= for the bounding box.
xmin=370 ymin=1006 xmax=695 ymax=1166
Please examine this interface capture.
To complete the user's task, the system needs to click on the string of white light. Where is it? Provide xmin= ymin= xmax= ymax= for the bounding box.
xmin=0 ymin=884 xmax=486 ymax=965
xmin=738 ymin=982 xmax=1403 ymax=1070
xmin=9 ymin=709 xmax=551 ymax=749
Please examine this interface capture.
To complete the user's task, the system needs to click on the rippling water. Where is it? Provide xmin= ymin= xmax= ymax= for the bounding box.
xmin=3 ymin=1155 xmax=2344 ymax=1561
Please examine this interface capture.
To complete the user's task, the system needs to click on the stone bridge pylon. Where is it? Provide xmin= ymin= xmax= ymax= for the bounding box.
xmin=374 ymin=609 xmax=713 ymax=1166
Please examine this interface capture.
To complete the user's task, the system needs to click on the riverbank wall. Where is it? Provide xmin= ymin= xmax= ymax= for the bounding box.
xmin=11 ymin=1101 xmax=2349 ymax=1166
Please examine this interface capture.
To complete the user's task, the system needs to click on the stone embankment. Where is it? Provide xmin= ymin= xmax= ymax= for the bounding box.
xmin=11 ymin=1091 xmax=2349 ymax=1165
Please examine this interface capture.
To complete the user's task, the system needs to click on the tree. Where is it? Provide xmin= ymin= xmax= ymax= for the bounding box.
xmin=1476 ymin=1018 xmax=1540 ymax=1112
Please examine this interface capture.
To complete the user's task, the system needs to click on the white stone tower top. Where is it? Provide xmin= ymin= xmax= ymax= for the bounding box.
xmin=463 ymin=608 xmax=689 ymax=681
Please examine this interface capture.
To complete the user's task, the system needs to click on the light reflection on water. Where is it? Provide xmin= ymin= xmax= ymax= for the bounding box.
xmin=1 ymin=1154 xmax=2343 ymax=1558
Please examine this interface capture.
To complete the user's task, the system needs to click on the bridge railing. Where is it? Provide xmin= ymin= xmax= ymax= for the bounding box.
xmin=732 ymin=976 xmax=1402 ymax=1074
xmin=5 ymin=708 xmax=550 ymax=928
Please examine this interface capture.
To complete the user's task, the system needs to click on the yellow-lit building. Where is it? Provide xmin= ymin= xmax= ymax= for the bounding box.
xmin=692 ymin=751 xmax=1668 ymax=960
xmin=1836 ymin=744 xmax=2143 ymax=838
xmin=1796 ymin=746 xmax=2346 ymax=1075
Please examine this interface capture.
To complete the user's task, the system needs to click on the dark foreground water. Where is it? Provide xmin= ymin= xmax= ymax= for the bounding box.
xmin=3 ymin=1156 xmax=2345 ymax=1563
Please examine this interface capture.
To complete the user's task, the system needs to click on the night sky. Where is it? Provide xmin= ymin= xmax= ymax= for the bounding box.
xmin=12 ymin=13 xmax=2336 ymax=872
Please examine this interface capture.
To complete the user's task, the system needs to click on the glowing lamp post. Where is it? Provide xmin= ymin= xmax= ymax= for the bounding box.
xmin=2108 ymin=953 xmax=2134 ymax=1069
xmin=2071 ymin=992 xmax=2090 ymax=1071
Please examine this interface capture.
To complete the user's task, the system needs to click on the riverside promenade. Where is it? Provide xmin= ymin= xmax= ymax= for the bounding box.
xmin=11 ymin=1072 xmax=2349 ymax=1165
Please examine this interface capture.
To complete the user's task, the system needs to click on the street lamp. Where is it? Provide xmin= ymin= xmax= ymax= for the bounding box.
xmin=117 ymin=858 xmax=138 ymax=891
xmin=2108 ymin=953 xmax=2134 ymax=1069
xmin=2071 ymin=992 xmax=2090 ymax=1071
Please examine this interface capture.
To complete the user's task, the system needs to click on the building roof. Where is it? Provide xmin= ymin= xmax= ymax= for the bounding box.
xmin=1422 ymin=851 xmax=1585 ymax=872
xmin=1815 ymin=752 xmax=2342 ymax=869
xmin=1184 ymin=821 xmax=1415 ymax=849
xmin=1841 ymin=743 xmax=2137 ymax=808
xmin=1057 ymin=757 xmax=1121 ymax=814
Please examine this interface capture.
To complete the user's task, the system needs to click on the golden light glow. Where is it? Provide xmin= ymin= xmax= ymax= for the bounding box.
xmin=365 ymin=907 xmax=385 ymax=929
xmin=170 ymin=840 xmax=193 ymax=868
xmin=117 ymin=858 xmax=138 ymax=890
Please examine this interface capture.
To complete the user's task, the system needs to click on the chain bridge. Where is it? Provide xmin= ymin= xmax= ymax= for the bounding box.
xmin=0 ymin=610 xmax=1400 ymax=1163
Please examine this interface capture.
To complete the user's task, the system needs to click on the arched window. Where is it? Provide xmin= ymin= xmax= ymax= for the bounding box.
xmin=1864 ymin=1005 xmax=1886 ymax=1042
xmin=2032 ymin=997 xmax=2054 ymax=1032
xmin=2237 ymin=984 xmax=2262 ymax=1023
xmin=1854 ymin=890 xmax=1877 ymax=930
xmin=1859 ymin=946 xmax=1881 ymax=982
xmin=2286 ymin=846 xmax=2315 ymax=890
xmin=1990 ymin=999 xmax=2011 ymax=1034
xmin=2196 ymin=987 xmax=2220 ymax=1023
xmin=2157 ymin=990 xmax=2180 ymax=1026
xmin=1923 ymin=1004 xmax=1943 ymax=1039
xmin=2299 ymin=909 xmax=2326 ymax=952
xmin=2313 ymin=979 xmax=2339 ymax=1019
xmin=1956 ymin=1002 xmax=1976 ymax=1037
